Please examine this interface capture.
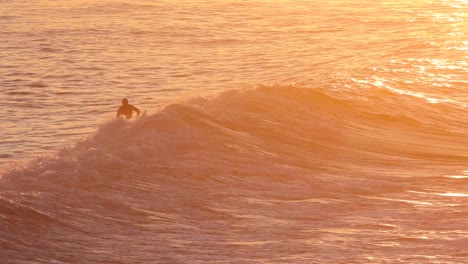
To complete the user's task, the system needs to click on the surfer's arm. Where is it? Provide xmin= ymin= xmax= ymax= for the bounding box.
xmin=133 ymin=106 xmax=141 ymax=117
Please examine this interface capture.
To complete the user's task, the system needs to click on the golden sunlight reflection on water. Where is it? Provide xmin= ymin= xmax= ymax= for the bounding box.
xmin=438 ymin=192 xmax=468 ymax=197
xmin=0 ymin=1 xmax=467 ymax=263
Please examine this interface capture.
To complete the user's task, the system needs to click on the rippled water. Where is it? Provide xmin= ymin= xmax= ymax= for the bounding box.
xmin=1 ymin=0 xmax=465 ymax=163
xmin=1 ymin=0 xmax=467 ymax=263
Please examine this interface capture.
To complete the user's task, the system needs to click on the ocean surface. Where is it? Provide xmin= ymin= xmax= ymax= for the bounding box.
xmin=1 ymin=0 xmax=467 ymax=263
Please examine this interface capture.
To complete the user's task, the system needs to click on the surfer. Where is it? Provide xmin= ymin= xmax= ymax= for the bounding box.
xmin=116 ymin=98 xmax=141 ymax=119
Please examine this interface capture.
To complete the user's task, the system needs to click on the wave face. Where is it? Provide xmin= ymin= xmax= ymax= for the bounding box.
xmin=1 ymin=85 xmax=467 ymax=263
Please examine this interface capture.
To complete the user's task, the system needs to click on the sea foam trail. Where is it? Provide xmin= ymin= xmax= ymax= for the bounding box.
xmin=1 ymin=85 xmax=467 ymax=263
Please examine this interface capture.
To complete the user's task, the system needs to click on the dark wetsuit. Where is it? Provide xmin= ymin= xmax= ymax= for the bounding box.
xmin=116 ymin=104 xmax=140 ymax=119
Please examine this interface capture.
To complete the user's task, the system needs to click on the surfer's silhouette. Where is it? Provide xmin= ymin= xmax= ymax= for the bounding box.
xmin=116 ymin=98 xmax=140 ymax=119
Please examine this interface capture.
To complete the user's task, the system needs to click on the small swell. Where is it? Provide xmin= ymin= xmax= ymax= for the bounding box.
xmin=0 ymin=16 xmax=17 ymax=20
xmin=6 ymin=91 xmax=37 ymax=96
xmin=27 ymin=82 xmax=48 ymax=88
xmin=0 ymin=195 xmax=53 ymax=221
xmin=39 ymin=47 xmax=61 ymax=53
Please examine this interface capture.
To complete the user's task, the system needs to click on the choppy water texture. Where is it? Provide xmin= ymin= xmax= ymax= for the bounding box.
xmin=1 ymin=0 xmax=467 ymax=263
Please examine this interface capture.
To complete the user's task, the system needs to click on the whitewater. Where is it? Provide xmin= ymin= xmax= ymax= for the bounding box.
xmin=1 ymin=0 xmax=467 ymax=263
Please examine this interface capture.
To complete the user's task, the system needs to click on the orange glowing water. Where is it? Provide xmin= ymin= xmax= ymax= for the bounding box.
xmin=0 ymin=0 xmax=467 ymax=263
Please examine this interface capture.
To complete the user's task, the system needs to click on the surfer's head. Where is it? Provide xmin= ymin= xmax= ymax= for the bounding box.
xmin=122 ymin=98 xmax=129 ymax=105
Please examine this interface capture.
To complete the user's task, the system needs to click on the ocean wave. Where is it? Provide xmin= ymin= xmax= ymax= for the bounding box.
xmin=1 ymin=80 xmax=467 ymax=262
xmin=2 ymin=85 xmax=466 ymax=187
